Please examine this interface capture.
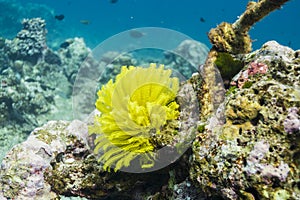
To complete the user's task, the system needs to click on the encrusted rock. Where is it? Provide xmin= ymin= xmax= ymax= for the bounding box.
xmin=0 ymin=120 xmax=177 ymax=199
xmin=0 ymin=120 xmax=88 ymax=199
xmin=191 ymin=41 xmax=300 ymax=199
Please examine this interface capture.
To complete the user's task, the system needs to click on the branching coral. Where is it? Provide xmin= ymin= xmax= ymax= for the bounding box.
xmin=90 ymin=63 xmax=180 ymax=171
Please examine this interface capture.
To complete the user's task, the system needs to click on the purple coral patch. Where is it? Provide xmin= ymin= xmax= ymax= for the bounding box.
xmin=244 ymin=140 xmax=290 ymax=182
xmin=283 ymin=107 xmax=300 ymax=134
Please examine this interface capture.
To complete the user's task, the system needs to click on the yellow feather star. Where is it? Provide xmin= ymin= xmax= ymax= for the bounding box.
xmin=90 ymin=63 xmax=179 ymax=171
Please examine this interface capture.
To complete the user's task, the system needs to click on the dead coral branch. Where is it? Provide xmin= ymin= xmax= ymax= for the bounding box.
xmin=202 ymin=0 xmax=290 ymax=114
xmin=208 ymin=0 xmax=289 ymax=54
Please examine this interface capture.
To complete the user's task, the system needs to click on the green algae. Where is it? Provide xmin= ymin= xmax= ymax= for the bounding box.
xmin=215 ymin=52 xmax=244 ymax=81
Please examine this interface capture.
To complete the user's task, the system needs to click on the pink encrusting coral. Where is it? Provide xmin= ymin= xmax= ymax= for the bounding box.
xmin=232 ymin=61 xmax=269 ymax=88
xmin=247 ymin=61 xmax=268 ymax=75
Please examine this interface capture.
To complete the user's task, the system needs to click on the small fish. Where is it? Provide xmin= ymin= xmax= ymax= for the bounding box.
xmin=200 ymin=17 xmax=205 ymax=23
xmin=55 ymin=14 xmax=65 ymax=21
xmin=24 ymin=78 xmax=36 ymax=82
xmin=129 ymin=30 xmax=145 ymax=39
xmin=80 ymin=20 xmax=90 ymax=25
xmin=60 ymin=39 xmax=74 ymax=49
xmin=110 ymin=0 xmax=118 ymax=4
xmin=60 ymin=41 xmax=70 ymax=49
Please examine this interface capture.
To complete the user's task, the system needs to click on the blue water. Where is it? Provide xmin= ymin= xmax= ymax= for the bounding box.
xmin=5 ymin=0 xmax=300 ymax=50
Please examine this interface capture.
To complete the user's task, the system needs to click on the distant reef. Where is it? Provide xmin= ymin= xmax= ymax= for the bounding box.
xmin=0 ymin=0 xmax=62 ymax=48
xmin=0 ymin=0 xmax=91 ymax=49
xmin=0 ymin=17 xmax=91 ymax=162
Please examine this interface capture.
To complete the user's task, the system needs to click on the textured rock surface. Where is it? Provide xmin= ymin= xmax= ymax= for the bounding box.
xmin=0 ymin=120 xmax=180 ymax=199
xmin=191 ymin=41 xmax=300 ymax=199
xmin=0 ymin=120 xmax=88 ymax=199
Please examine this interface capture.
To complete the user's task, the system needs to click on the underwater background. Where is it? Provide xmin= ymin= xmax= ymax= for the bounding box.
xmin=1 ymin=0 xmax=300 ymax=50
xmin=1 ymin=0 xmax=300 ymax=199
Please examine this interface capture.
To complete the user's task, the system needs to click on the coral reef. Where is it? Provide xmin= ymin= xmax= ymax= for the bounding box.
xmin=0 ymin=1 xmax=298 ymax=198
xmin=6 ymin=18 xmax=47 ymax=65
xmin=0 ymin=0 xmax=92 ymax=49
xmin=191 ymin=41 xmax=300 ymax=199
xmin=98 ymin=51 xmax=137 ymax=84
xmin=1 ymin=36 xmax=299 ymax=200
xmin=58 ymin=37 xmax=93 ymax=84
xmin=0 ymin=17 xmax=205 ymax=199
xmin=0 ymin=0 xmax=53 ymax=40
xmin=0 ymin=20 xmax=93 ymax=162
xmin=230 ymin=61 xmax=268 ymax=88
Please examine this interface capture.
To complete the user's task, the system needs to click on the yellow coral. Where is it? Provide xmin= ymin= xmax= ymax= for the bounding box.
xmin=90 ymin=63 xmax=179 ymax=171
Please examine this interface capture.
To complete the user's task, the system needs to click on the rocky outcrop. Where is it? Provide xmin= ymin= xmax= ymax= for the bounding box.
xmin=191 ymin=41 xmax=300 ymax=200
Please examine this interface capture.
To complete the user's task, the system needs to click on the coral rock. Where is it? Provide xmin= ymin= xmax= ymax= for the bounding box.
xmin=0 ymin=120 xmax=88 ymax=199
xmin=191 ymin=41 xmax=300 ymax=199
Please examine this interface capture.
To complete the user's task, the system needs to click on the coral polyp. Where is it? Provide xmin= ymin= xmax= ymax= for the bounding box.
xmin=90 ymin=63 xmax=180 ymax=171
